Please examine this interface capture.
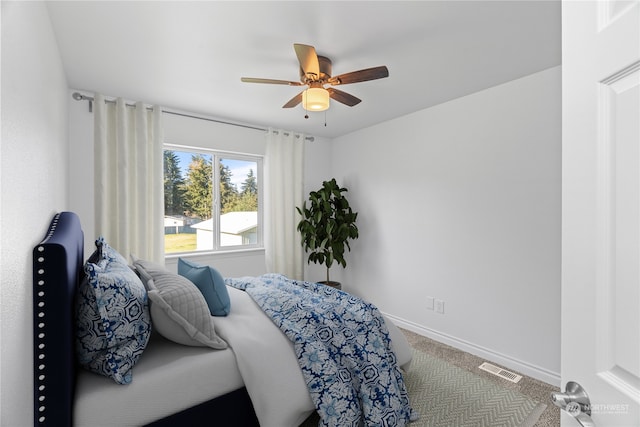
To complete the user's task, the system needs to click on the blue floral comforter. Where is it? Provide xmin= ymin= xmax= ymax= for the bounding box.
xmin=225 ymin=273 xmax=416 ymax=427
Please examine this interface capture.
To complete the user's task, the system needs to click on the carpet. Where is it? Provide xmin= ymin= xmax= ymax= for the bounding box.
xmin=405 ymin=348 xmax=547 ymax=427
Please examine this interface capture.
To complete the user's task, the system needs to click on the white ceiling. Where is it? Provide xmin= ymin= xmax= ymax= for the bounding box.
xmin=47 ymin=1 xmax=561 ymax=139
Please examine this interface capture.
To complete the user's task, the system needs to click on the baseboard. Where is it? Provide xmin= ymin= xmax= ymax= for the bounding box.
xmin=384 ymin=313 xmax=561 ymax=387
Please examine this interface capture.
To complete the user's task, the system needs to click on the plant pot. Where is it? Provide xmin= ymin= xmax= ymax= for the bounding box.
xmin=318 ymin=281 xmax=342 ymax=290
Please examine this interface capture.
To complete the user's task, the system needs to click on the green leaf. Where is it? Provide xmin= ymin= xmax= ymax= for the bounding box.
xmin=296 ymin=178 xmax=358 ymax=272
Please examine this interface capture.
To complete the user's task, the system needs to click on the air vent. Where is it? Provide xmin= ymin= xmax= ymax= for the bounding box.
xmin=478 ymin=362 xmax=522 ymax=383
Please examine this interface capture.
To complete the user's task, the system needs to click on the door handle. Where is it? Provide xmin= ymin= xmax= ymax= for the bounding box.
xmin=551 ymin=381 xmax=595 ymax=427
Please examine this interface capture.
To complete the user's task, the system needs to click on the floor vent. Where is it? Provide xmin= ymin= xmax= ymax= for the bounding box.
xmin=478 ymin=362 xmax=523 ymax=383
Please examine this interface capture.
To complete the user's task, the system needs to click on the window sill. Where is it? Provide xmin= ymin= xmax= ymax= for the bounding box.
xmin=164 ymin=247 xmax=265 ymax=261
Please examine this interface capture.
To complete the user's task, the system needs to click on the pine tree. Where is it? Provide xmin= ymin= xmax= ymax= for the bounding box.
xmin=224 ymin=168 xmax=258 ymax=212
xmin=224 ymin=191 xmax=258 ymax=212
xmin=241 ymin=169 xmax=257 ymax=195
xmin=183 ymin=154 xmax=213 ymax=219
xmin=220 ymin=163 xmax=238 ymax=214
xmin=163 ymin=150 xmax=185 ymax=216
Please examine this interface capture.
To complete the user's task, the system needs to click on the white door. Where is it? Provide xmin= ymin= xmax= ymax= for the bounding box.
xmin=562 ymin=0 xmax=640 ymax=426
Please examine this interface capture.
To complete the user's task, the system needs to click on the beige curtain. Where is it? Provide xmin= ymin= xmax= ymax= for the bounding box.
xmin=264 ymin=128 xmax=305 ymax=279
xmin=94 ymin=94 xmax=164 ymax=263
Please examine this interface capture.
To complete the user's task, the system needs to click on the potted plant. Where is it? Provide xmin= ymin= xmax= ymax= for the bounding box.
xmin=296 ymin=178 xmax=359 ymax=289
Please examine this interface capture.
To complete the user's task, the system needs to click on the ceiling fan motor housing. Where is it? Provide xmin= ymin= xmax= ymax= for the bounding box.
xmin=300 ymin=55 xmax=332 ymax=83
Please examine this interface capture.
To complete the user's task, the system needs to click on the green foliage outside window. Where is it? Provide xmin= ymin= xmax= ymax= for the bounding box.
xmin=163 ymin=149 xmax=259 ymax=219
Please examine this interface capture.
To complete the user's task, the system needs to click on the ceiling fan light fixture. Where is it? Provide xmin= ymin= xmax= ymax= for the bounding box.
xmin=303 ymin=87 xmax=330 ymax=111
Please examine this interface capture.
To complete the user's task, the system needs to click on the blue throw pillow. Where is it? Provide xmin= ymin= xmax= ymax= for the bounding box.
xmin=75 ymin=238 xmax=151 ymax=385
xmin=177 ymin=258 xmax=231 ymax=316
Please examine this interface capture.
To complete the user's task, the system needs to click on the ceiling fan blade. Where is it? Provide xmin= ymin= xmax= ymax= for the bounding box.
xmin=282 ymin=91 xmax=304 ymax=108
xmin=328 ymin=66 xmax=389 ymax=85
xmin=293 ymin=44 xmax=320 ymax=80
xmin=241 ymin=77 xmax=303 ymax=86
xmin=327 ymin=88 xmax=361 ymax=107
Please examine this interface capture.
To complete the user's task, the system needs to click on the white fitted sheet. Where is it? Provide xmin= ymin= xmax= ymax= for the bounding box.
xmin=74 ymin=333 xmax=243 ymax=426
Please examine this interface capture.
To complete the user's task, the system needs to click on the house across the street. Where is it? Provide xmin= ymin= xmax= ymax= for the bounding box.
xmin=192 ymin=212 xmax=257 ymax=248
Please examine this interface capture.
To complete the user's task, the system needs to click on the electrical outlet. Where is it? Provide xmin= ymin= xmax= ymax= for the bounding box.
xmin=435 ymin=299 xmax=445 ymax=314
xmin=426 ymin=296 xmax=434 ymax=310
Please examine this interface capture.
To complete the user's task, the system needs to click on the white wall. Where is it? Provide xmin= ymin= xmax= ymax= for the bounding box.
xmin=0 ymin=2 xmax=70 ymax=424
xmin=331 ymin=66 xmax=561 ymax=385
xmin=301 ymin=132 xmax=334 ymax=282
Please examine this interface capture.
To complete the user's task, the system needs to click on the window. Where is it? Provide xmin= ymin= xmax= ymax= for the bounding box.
xmin=163 ymin=145 xmax=262 ymax=254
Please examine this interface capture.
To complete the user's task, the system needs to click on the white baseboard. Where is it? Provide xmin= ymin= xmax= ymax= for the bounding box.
xmin=384 ymin=313 xmax=561 ymax=387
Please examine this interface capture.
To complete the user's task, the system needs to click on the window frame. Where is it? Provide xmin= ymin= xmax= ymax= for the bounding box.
xmin=164 ymin=143 xmax=264 ymax=255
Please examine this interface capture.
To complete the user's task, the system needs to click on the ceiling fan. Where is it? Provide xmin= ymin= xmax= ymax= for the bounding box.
xmin=241 ymin=43 xmax=389 ymax=112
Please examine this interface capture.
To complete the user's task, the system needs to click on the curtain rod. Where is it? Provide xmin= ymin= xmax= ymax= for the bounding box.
xmin=71 ymin=92 xmax=314 ymax=142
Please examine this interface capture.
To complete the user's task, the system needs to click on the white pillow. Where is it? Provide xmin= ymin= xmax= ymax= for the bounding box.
xmin=132 ymin=257 xmax=227 ymax=349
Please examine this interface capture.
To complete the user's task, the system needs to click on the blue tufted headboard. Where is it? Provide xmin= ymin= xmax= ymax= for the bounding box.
xmin=33 ymin=212 xmax=84 ymax=426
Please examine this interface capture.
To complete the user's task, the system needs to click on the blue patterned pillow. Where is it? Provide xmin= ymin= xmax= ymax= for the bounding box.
xmin=178 ymin=258 xmax=231 ymax=316
xmin=75 ymin=238 xmax=151 ymax=384
xmin=95 ymin=236 xmax=129 ymax=266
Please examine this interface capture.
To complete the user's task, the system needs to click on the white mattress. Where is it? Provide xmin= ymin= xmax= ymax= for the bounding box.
xmin=74 ymin=332 xmax=243 ymax=426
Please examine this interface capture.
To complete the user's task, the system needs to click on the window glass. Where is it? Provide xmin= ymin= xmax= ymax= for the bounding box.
xmin=163 ymin=148 xmax=261 ymax=254
xmin=219 ymin=158 xmax=259 ymax=247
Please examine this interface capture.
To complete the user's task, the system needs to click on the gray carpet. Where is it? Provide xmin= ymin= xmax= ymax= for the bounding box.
xmin=404 ymin=348 xmax=546 ymax=426
xmin=403 ymin=329 xmax=560 ymax=427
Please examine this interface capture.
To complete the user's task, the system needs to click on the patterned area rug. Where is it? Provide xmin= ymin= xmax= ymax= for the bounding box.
xmin=405 ymin=348 xmax=547 ymax=427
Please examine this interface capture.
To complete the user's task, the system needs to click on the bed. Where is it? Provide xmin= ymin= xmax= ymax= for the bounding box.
xmin=33 ymin=211 xmax=414 ymax=426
